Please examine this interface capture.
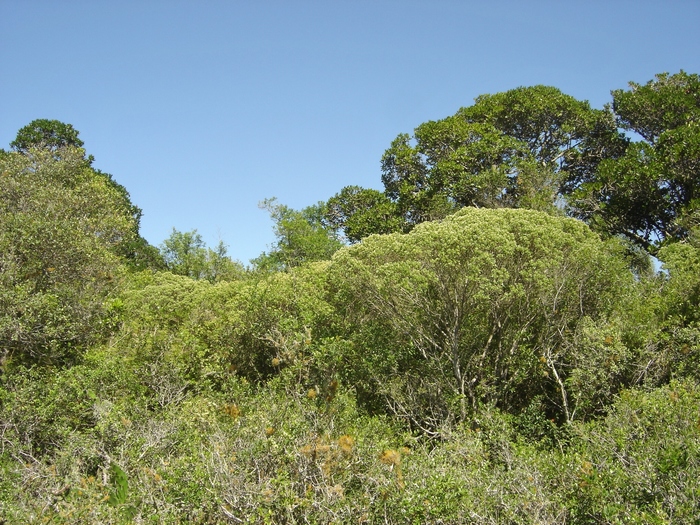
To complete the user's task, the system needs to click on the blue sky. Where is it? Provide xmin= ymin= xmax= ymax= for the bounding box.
xmin=2 ymin=1 xmax=699 ymax=264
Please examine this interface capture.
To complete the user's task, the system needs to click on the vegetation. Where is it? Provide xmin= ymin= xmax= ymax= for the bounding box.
xmin=1 ymin=71 xmax=699 ymax=524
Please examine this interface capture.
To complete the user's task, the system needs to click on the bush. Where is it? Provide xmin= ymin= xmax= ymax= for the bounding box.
xmin=328 ymin=207 xmax=635 ymax=431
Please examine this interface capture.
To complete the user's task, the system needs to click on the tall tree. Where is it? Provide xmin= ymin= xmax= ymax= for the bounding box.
xmin=379 ymin=86 xmax=615 ymax=227
xmin=571 ymin=71 xmax=700 ymax=254
xmin=10 ymin=119 xmax=163 ymax=269
xmin=329 ymin=207 xmax=633 ymax=431
xmin=0 ymin=147 xmax=136 ymax=365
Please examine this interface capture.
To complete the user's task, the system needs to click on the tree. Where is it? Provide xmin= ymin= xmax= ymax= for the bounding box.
xmin=571 ymin=71 xmax=700 ymax=254
xmin=380 ymin=123 xmax=525 ymax=222
xmin=10 ymin=119 xmax=163 ymax=270
xmin=159 ymin=229 xmax=243 ymax=282
xmin=11 ymin=119 xmax=84 ymax=155
xmin=378 ymin=86 xmax=615 ymax=228
xmin=329 ymin=208 xmax=632 ymax=432
xmin=253 ymin=198 xmax=342 ymax=271
xmin=0 ymin=147 xmax=136 ymax=365
xmin=323 ymin=185 xmax=404 ymax=242
xmin=460 ymin=86 xmax=606 ymax=167
xmin=91 ymin=166 xmax=167 ymax=271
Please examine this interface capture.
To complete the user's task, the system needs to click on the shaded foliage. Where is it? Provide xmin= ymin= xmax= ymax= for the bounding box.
xmin=323 ymin=185 xmax=404 ymax=242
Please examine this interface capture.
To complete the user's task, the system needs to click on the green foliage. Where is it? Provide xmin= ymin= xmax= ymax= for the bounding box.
xmin=118 ymin=233 xmax=167 ymax=272
xmin=159 ymin=228 xmax=244 ymax=282
xmin=4 ymin=361 xmax=698 ymax=524
xmin=198 ymin=262 xmax=336 ymax=383
xmin=2 ymin=77 xmax=700 ymax=523
xmin=572 ymin=71 xmax=700 ymax=254
xmin=613 ymin=70 xmax=700 ymax=144
xmin=107 ymin=462 xmax=129 ymax=504
xmin=323 ymin=185 xmax=404 ymax=242
xmin=564 ymin=380 xmax=700 ymax=524
xmin=652 ymin=235 xmax=700 ymax=383
xmin=0 ymin=148 xmax=134 ymax=365
xmin=114 ymin=271 xmax=224 ymax=394
xmin=8 ymin=119 xmax=163 ymax=272
xmin=160 ymin=228 xmax=207 ymax=277
xmin=461 ymin=86 xmax=591 ymax=159
xmin=315 ymin=71 xmax=698 ymax=254
xmin=329 ymin=208 xmax=634 ymax=430
xmin=377 ymin=86 xmax=610 ymax=229
xmin=11 ymin=118 xmax=84 ymax=154
xmin=659 ymin=239 xmax=700 ymax=326
xmin=253 ymin=198 xmax=343 ymax=271
xmin=90 ymin=167 xmax=165 ymax=272
xmin=110 ymin=260 xmax=337 ymax=395
xmin=381 ymin=122 xmax=524 ymax=221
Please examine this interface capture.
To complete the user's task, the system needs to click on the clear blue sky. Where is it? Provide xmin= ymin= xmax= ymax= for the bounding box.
xmin=2 ymin=1 xmax=699 ymax=264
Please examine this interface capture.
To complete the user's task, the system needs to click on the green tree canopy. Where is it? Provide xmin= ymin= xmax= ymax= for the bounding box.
xmin=378 ymin=86 xmax=617 ymax=227
xmin=253 ymin=198 xmax=343 ymax=271
xmin=11 ymin=119 xmax=84 ymax=155
xmin=323 ymin=185 xmax=404 ymax=242
xmin=9 ymin=119 xmax=163 ymax=270
xmin=324 ymin=85 xmax=628 ymax=242
xmin=571 ymin=71 xmax=700 ymax=254
xmin=159 ymin=229 xmax=243 ymax=282
xmin=0 ymin=147 xmax=136 ymax=365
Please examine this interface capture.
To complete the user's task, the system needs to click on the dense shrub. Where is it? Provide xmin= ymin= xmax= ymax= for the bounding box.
xmin=328 ymin=208 xmax=637 ymax=431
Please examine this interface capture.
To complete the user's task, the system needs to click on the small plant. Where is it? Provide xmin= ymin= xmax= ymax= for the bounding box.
xmin=106 ymin=462 xmax=137 ymax=521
